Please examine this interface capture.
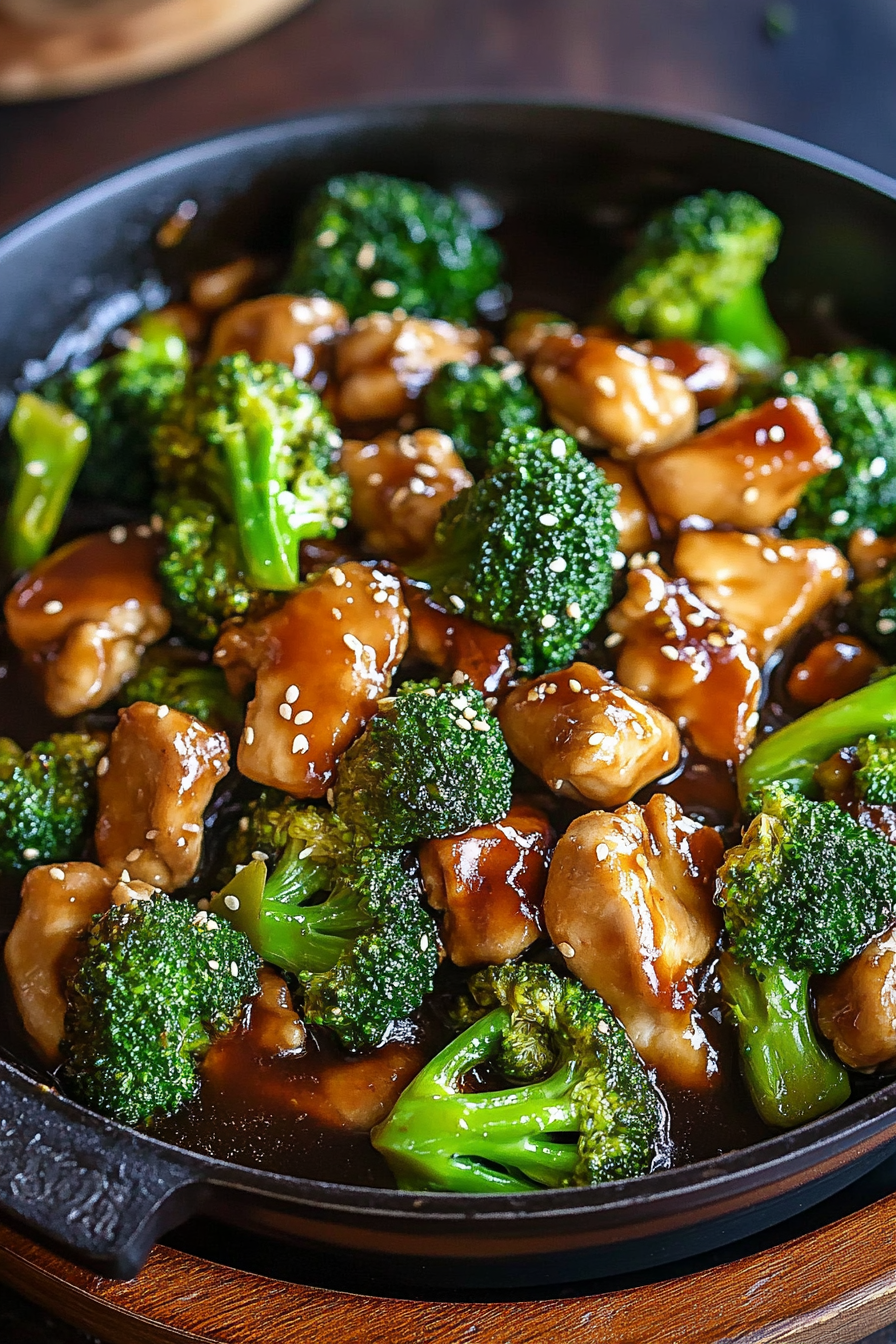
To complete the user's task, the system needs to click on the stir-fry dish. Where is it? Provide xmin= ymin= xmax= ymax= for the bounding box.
xmin=2 ymin=171 xmax=896 ymax=1194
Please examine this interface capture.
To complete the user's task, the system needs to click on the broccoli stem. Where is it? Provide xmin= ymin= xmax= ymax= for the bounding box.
xmin=701 ymin=283 xmax=787 ymax=373
xmin=221 ymin=397 xmax=299 ymax=591
xmin=738 ymin=675 xmax=896 ymax=802
xmin=719 ymin=953 xmax=850 ymax=1128
xmin=3 ymin=394 xmax=90 ymax=570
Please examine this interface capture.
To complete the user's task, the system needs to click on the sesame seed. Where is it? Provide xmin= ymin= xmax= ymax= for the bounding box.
xmin=125 ymin=848 xmax=142 ymax=863
xmin=327 ymin=788 xmax=335 ymax=806
xmin=451 ymin=670 xmax=467 ymax=686
xmin=42 ymin=599 xmax=63 ymax=615
xmin=292 ymin=734 xmax=310 ymax=754
xmin=408 ymin=476 xmax=426 ymax=495
xmin=549 ymin=438 xmax=568 ymax=459
xmin=568 ymin=678 xmax=582 ymax=693
xmin=176 ymin=837 xmax=186 ymax=848
xmin=831 ymin=508 xmax=850 ymax=527
xmin=768 ymin=425 xmax=785 ymax=443
xmin=707 ymin=632 xmax=727 ymax=648
xmin=449 ymin=595 xmax=465 ymax=611
xmin=22 ymin=847 xmax=39 ymax=861
xmin=553 ymin=779 xmax=565 ymax=791
xmin=25 ymin=461 xmax=46 ymax=477
xmin=97 ymin=756 xmax=109 ymax=777
xmin=331 ymin=569 xmax=346 ymax=587
xmin=660 ymin=644 xmax=679 ymax=661
xmin=356 ymin=242 xmax=376 ymax=269
xmin=472 ymin=719 xmax=490 ymax=731
xmin=298 ymin=847 xmax=314 ymax=861
xmin=742 ymin=486 xmax=760 ymax=504
xmin=455 ymin=716 xmax=471 ymax=730
xmin=238 ymin=817 xmax=249 ymax=832
xmin=294 ymin=709 xmax=313 ymax=725
xmin=548 ymin=556 xmax=567 ymax=573
xmin=526 ymin=688 xmax=540 ymax=702
xmin=597 ymin=1019 xmax=610 ymax=1036
xmin=878 ymin=617 xmax=896 ymax=635
xmin=208 ymin=960 xmax=220 ymax=972
xmin=285 ymin=684 xmax=300 ymax=703
xmin=605 ymin=631 xmax=623 ymax=648
xmin=343 ymin=632 xmax=363 ymax=653
xmin=557 ymin=941 xmax=575 ymax=958
xmin=539 ymin=513 xmax=558 ymax=527
xmin=596 ymin=843 xmax=609 ymax=861
xmin=566 ymin=602 xmax=582 ymax=620
xmin=611 ymin=551 xmax=627 ymax=571
xmin=462 ymin=706 xmax=477 ymax=720
xmin=136 ymin=524 xmax=152 ymax=538
xmin=224 ymin=894 xmax=240 ymax=911
xmin=120 ymin=869 xmax=131 ymax=882
xmin=49 ymin=867 xmax=65 ymax=881
xmin=183 ymin=823 xmax=201 ymax=834
xmin=746 ymin=711 xmax=760 ymax=730
xmin=279 ymin=703 xmax=293 ymax=721
xmin=541 ymin=613 xmax=558 ymax=629
xmin=109 ymin=525 xmax=127 ymax=544
xmin=317 ymin=229 xmax=338 ymax=248
xmin=420 ymin=934 xmax=430 ymax=952
xmin=157 ymin=704 xmax=169 ymax=719
xmin=371 ymin=278 xmax=399 ymax=298
xmin=588 ymin=732 xmax=603 ymax=746
xmin=545 ymin=682 xmax=558 ymax=695
xmin=374 ymin=590 xmax=389 ymax=602
xmin=332 ymin=607 xmax=343 ymax=620
xmin=251 ymin=850 xmax=268 ymax=863
xmin=761 ymin=548 xmax=779 ymax=564
xmin=416 ymin=462 xmax=439 ymax=479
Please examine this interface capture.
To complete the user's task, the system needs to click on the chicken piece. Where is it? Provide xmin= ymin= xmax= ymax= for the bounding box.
xmin=637 ymin=397 xmax=835 ymax=532
xmin=498 ymin=662 xmax=680 ymax=806
xmin=403 ymin=583 xmax=515 ymax=695
xmin=814 ymin=747 xmax=896 ymax=845
xmin=601 ymin=459 xmax=654 ymax=556
xmin=531 ymin=333 xmax=697 ymax=459
xmin=609 ymin=565 xmax=762 ymax=763
xmin=632 ymin=339 xmax=739 ymax=410
xmin=544 ymin=794 xmax=724 ymax=1089
xmin=817 ymin=927 xmax=896 ymax=1071
xmin=215 ymin=562 xmax=409 ymax=796
xmin=849 ymin=528 xmax=896 ymax=584
xmin=242 ymin=968 xmax=307 ymax=1056
xmin=504 ymin=310 xmax=578 ymax=365
xmin=207 ymin=294 xmax=349 ymax=385
xmin=332 ymin=313 xmax=487 ymax=427
xmin=419 ymin=803 xmax=552 ymax=967
xmin=94 ymin=703 xmax=230 ymax=890
xmin=787 ymin=636 xmax=882 ymax=707
xmin=4 ymin=527 xmax=171 ymax=718
xmin=340 ymin=429 xmax=472 ymax=561
xmin=674 ymin=530 xmax=849 ymax=664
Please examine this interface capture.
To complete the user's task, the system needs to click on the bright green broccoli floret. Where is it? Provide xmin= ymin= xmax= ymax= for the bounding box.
xmin=62 ymin=892 xmax=260 ymax=1126
xmin=852 ymin=558 xmax=896 ymax=659
xmin=607 ymin=189 xmax=784 ymax=370
xmin=716 ymin=785 xmax=896 ymax=1126
xmin=0 ymin=734 xmax=105 ymax=875
xmin=120 ymin=646 xmax=244 ymax=734
xmin=854 ymin=730 xmax=896 ymax=806
xmin=372 ymin=961 xmax=665 ymax=1192
xmin=211 ymin=796 xmax=439 ymax=1051
xmin=2 ymin=395 xmax=90 ymax=570
xmin=422 ymin=361 xmax=542 ymax=470
xmin=405 ymin=428 xmax=619 ymax=674
xmin=286 ymin=172 xmax=503 ymax=323
xmin=43 ymin=312 xmax=189 ymax=506
xmin=157 ymin=497 xmax=267 ymax=644
xmin=332 ymin=681 xmax=513 ymax=849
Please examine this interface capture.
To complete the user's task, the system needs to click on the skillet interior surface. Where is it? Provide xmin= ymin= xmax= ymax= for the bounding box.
xmin=2 ymin=102 xmax=896 ymax=1284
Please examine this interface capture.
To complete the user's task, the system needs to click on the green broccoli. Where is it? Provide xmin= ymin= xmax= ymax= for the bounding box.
xmin=157 ymin=497 xmax=267 ymax=644
xmin=607 ymin=189 xmax=785 ymax=370
xmin=0 ymin=734 xmax=106 ymax=875
xmin=852 ymin=557 xmax=896 ymax=659
xmin=286 ymin=172 xmax=503 ymax=323
xmin=43 ymin=311 xmax=189 ymax=507
xmin=210 ymin=795 xmax=439 ymax=1051
xmin=62 ymin=892 xmax=260 ymax=1126
xmin=332 ymin=680 xmax=513 ymax=849
xmin=120 ymin=646 xmax=244 ymax=734
xmin=854 ymin=730 xmax=896 ymax=806
xmin=154 ymin=354 xmax=349 ymax=596
xmin=422 ymin=361 xmax=542 ymax=471
xmin=405 ymin=427 xmax=619 ymax=674
xmin=717 ymin=785 xmax=896 ymax=1126
xmin=371 ymin=961 xmax=666 ymax=1192
xmin=2 ymin=395 xmax=90 ymax=571
xmin=738 ymin=672 xmax=896 ymax=800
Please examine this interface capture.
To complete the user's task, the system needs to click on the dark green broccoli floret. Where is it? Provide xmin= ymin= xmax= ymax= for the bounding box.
xmin=607 ymin=189 xmax=785 ymax=370
xmin=0 ymin=734 xmax=105 ymax=875
xmin=854 ymin=730 xmax=896 ymax=806
xmin=2 ymin=395 xmax=90 ymax=570
xmin=120 ymin=646 xmax=244 ymax=734
xmin=716 ymin=785 xmax=896 ymax=1126
xmin=852 ymin=558 xmax=896 ymax=659
xmin=405 ymin=427 xmax=619 ymax=674
xmin=286 ymin=172 xmax=503 ymax=324
xmin=422 ymin=361 xmax=542 ymax=471
xmin=332 ymin=680 xmax=513 ymax=849
xmin=372 ymin=961 xmax=666 ymax=1192
xmin=43 ymin=311 xmax=189 ymax=507
xmin=211 ymin=797 xmax=439 ymax=1051
xmin=61 ymin=891 xmax=261 ymax=1126
xmin=157 ymin=497 xmax=267 ymax=644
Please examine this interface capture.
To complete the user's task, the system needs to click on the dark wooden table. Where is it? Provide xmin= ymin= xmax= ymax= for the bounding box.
xmin=3 ymin=0 xmax=896 ymax=1338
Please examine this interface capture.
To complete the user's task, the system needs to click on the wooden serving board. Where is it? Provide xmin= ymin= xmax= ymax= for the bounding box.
xmin=0 ymin=0 xmax=312 ymax=102
xmin=0 ymin=1189 xmax=895 ymax=1344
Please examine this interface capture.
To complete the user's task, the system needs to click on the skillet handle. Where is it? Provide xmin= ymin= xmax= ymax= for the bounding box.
xmin=0 ymin=1062 xmax=204 ymax=1278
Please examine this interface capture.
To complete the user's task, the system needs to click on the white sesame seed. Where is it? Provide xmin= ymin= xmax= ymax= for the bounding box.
xmin=545 ymin=682 xmax=558 ymax=695
xmin=660 ymin=644 xmax=679 ymax=661
xmin=42 ymin=599 xmax=63 ymax=615
xmin=292 ymin=734 xmax=310 ymax=754
xmin=317 ymin=229 xmax=338 ymax=248
xmin=120 ymin=869 xmax=131 ymax=883
xmin=742 ymin=486 xmax=760 ymax=504
xmin=742 ymin=533 xmax=761 ymax=548
xmin=472 ymin=719 xmax=489 ymax=732
xmin=597 ymin=1019 xmax=610 ymax=1036
xmin=761 ymin=548 xmax=779 ymax=564
xmin=278 ymin=703 xmax=293 ymax=721
xmin=588 ymin=732 xmax=603 ymax=746
xmin=878 ymin=617 xmax=896 ymax=635
xmin=371 ymin=278 xmax=399 ymax=298
xmin=125 ymin=848 xmax=142 ymax=863
xmin=238 ymin=817 xmax=249 ymax=833
xmin=298 ymin=846 xmax=314 ymax=861
xmin=25 ymin=460 xmax=46 ymax=477
xmin=451 ymin=670 xmax=467 ymax=686
xmin=251 ymin=850 xmax=268 ymax=863
xmin=136 ymin=524 xmax=152 ymax=538
xmin=459 ymin=706 xmax=475 ymax=721
xmin=416 ymin=462 xmax=439 ymax=479
xmin=244 ymin=726 xmax=255 ymax=746
xmin=557 ymin=941 xmax=576 ymax=958
xmin=831 ymin=508 xmax=850 ymax=526
xmin=539 ymin=513 xmax=558 ymax=527
xmin=208 ymin=960 xmax=220 ymax=972
xmin=22 ymin=847 xmax=39 ymax=861
xmin=327 ymin=788 xmax=335 ymax=806
xmin=604 ymin=631 xmax=623 ymax=648
xmin=176 ymin=837 xmax=186 ymax=848
xmin=596 ymin=843 xmax=609 ymax=861
xmin=611 ymin=550 xmax=627 ymax=571
xmin=97 ymin=756 xmax=109 ymax=777
xmin=109 ymin=525 xmax=127 ymax=544
xmin=332 ymin=607 xmax=343 ymax=620
xmin=330 ymin=569 xmax=346 ymax=587
xmin=455 ymin=716 xmax=471 ymax=730
xmin=157 ymin=704 xmax=170 ymax=719
xmin=420 ymin=934 xmax=430 ymax=952
xmin=526 ymin=688 xmax=540 ymax=702
xmin=374 ymin=590 xmax=389 ymax=602
xmin=183 ymin=823 xmax=201 ymax=834
xmin=285 ymin=684 xmax=300 ymax=703
xmin=356 ymin=242 xmax=377 ymax=270
xmin=548 ymin=556 xmax=567 ymax=573
xmin=541 ymin=613 xmax=558 ymax=629
xmin=549 ymin=438 xmax=568 ymax=459
xmin=568 ymin=678 xmax=582 ymax=693
xmin=343 ymin=632 xmax=363 ymax=654
xmin=449 ymin=595 xmax=465 ymax=611
xmin=224 ymin=894 xmax=240 ymax=911
xmin=870 ymin=456 xmax=887 ymax=479
xmin=768 ymin=424 xmax=785 ymax=443
xmin=746 ymin=711 xmax=760 ymax=730
xmin=566 ymin=602 xmax=582 ymax=620
xmin=49 ymin=867 xmax=65 ymax=881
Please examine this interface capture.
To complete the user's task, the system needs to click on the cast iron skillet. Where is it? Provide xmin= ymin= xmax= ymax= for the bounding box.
xmin=2 ymin=102 xmax=896 ymax=1287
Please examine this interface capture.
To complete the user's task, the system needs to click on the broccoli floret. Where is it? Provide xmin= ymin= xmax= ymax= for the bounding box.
xmin=422 ymin=361 xmax=542 ymax=471
xmin=405 ymin=428 xmax=619 ymax=674
xmin=854 ymin=730 xmax=896 ymax=806
xmin=332 ymin=681 xmax=513 ymax=849
xmin=43 ymin=311 xmax=189 ymax=507
xmin=211 ymin=797 xmax=439 ymax=1051
xmin=2 ymin=395 xmax=90 ymax=570
xmin=852 ymin=558 xmax=896 ymax=659
xmin=0 ymin=734 xmax=105 ymax=875
xmin=607 ymin=189 xmax=785 ymax=370
xmin=716 ymin=784 xmax=896 ymax=1126
xmin=154 ymin=354 xmax=349 ymax=595
xmin=371 ymin=961 xmax=666 ymax=1192
xmin=286 ymin=172 xmax=503 ymax=323
xmin=738 ymin=673 xmax=896 ymax=800
xmin=120 ymin=646 xmax=244 ymax=734
xmin=62 ymin=892 xmax=260 ymax=1126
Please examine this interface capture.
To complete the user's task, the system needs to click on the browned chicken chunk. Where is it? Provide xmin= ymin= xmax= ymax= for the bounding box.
xmin=94 ymin=703 xmax=230 ymax=890
xmin=4 ymin=527 xmax=171 ymax=718
xmin=637 ymin=397 xmax=835 ymax=531
xmin=600 ymin=459 xmax=654 ymax=556
xmin=609 ymin=565 xmax=762 ymax=763
xmin=207 ymin=294 xmax=349 ymax=384
xmin=504 ymin=310 xmax=578 ymax=364
xmin=544 ymin=794 xmax=724 ymax=1089
xmin=632 ymin=338 xmax=739 ymax=409
xmin=787 ymin=636 xmax=882 ymax=707
xmin=215 ymin=562 xmax=409 ymax=796
xmin=531 ymin=333 xmax=697 ymax=458
xmin=332 ymin=313 xmax=487 ymax=426
xmin=419 ymin=803 xmax=553 ymax=967
xmin=340 ymin=429 xmax=472 ymax=560
xmin=849 ymin=528 xmax=896 ymax=583
xmin=817 ymin=928 xmax=896 ymax=1071
xmin=498 ymin=662 xmax=680 ymax=806
xmin=403 ymin=583 xmax=515 ymax=695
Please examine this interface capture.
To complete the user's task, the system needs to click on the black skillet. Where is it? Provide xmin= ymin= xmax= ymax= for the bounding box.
xmin=2 ymin=102 xmax=896 ymax=1286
